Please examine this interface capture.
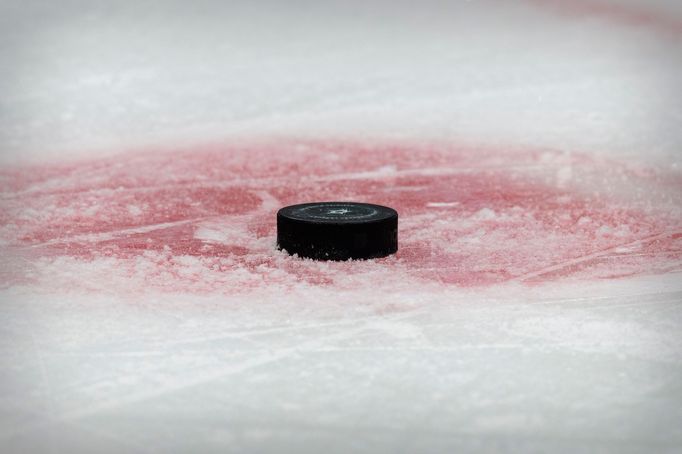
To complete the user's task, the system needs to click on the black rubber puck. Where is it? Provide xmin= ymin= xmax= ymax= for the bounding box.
xmin=277 ymin=202 xmax=398 ymax=261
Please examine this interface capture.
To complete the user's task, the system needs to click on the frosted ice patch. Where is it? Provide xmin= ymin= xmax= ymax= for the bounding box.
xmin=473 ymin=208 xmax=497 ymax=220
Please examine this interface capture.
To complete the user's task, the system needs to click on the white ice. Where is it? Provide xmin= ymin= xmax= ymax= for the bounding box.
xmin=1 ymin=0 xmax=681 ymax=453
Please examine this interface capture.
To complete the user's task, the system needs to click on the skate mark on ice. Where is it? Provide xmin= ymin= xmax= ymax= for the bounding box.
xmin=511 ymin=230 xmax=682 ymax=283
xmin=0 ymin=309 xmax=424 ymax=438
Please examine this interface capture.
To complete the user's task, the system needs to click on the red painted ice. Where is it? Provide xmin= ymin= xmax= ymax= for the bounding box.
xmin=1 ymin=139 xmax=681 ymax=293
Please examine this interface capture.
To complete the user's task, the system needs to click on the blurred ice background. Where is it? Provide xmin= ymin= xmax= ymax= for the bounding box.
xmin=2 ymin=0 xmax=681 ymax=164
xmin=1 ymin=0 xmax=681 ymax=453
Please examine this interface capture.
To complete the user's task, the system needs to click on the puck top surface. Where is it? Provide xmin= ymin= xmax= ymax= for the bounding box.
xmin=278 ymin=202 xmax=396 ymax=224
xmin=277 ymin=202 xmax=398 ymax=260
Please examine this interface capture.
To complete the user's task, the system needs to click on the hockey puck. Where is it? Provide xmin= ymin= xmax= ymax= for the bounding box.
xmin=277 ymin=202 xmax=398 ymax=261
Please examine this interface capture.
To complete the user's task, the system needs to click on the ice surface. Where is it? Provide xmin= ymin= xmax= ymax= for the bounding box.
xmin=1 ymin=0 xmax=682 ymax=453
